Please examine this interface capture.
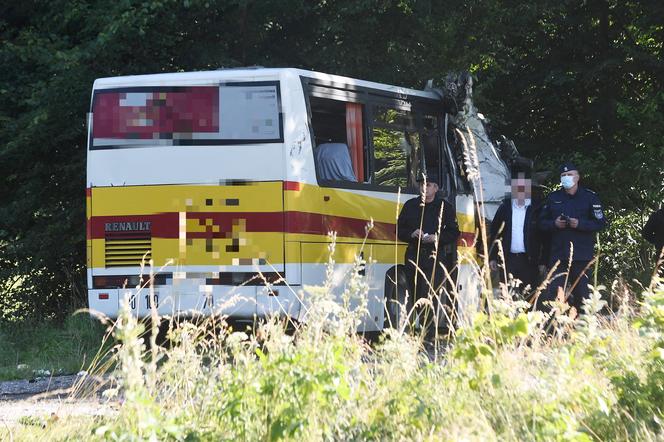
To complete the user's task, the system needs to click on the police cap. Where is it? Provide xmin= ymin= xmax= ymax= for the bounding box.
xmin=559 ymin=162 xmax=579 ymax=174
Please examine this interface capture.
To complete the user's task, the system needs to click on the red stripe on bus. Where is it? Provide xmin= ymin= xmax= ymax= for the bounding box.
xmin=457 ymin=231 xmax=476 ymax=247
xmin=284 ymin=211 xmax=395 ymax=241
xmin=90 ymin=213 xmax=180 ymax=239
xmin=89 ymin=211 xmax=397 ymax=241
xmin=86 ymin=188 xmax=92 ymax=197
xmin=185 ymin=212 xmax=284 ymax=239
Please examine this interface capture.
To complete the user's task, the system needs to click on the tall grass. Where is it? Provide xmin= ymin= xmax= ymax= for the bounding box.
xmin=41 ymin=270 xmax=656 ymax=442
xmin=4 ymin=274 xmax=663 ymax=441
xmin=4 ymin=129 xmax=664 ymax=441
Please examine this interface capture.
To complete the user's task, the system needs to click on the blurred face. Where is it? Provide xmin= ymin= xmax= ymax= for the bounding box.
xmin=511 ymin=173 xmax=532 ymax=204
xmin=420 ymin=181 xmax=439 ymax=201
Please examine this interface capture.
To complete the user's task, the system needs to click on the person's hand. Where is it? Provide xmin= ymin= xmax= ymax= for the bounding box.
xmin=538 ymin=265 xmax=547 ymax=277
xmin=568 ymin=217 xmax=579 ymax=229
xmin=489 ymin=260 xmax=498 ymax=271
xmin=555 ymin=216 xmax=567 ymax=229
xmin=411 ymin=229 xmax=423 ymax=239
xmin=422 ymin=233 xmax=436 ymax=244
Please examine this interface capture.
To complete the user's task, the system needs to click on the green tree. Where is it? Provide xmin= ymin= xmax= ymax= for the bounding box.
xmin=1 ymin=0 xmax=662 ymax=321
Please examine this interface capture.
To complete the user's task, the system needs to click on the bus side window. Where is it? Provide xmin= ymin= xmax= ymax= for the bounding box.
xmin=371 ymin=107 xmax=418 ymax=188
xmin=309 ymin=97 xmax=367 ymax=183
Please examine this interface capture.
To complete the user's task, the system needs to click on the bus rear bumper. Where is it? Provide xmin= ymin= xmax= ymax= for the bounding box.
xmin=87 ymin=285 xmax=300 ymax=321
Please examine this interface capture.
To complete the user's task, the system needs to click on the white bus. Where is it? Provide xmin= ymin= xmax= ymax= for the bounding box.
xmin=86 ymin=67 xmax=506 ymax=331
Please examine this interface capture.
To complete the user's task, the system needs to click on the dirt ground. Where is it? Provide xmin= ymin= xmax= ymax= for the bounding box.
xmin=0 ymin=374 xmax=118 ymax=426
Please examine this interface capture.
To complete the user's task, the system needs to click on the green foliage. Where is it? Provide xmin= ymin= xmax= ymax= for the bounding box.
xmin=35 ymin=278 xmax=655 ymax=440
xmin=615 ymin=278 xmax=664 ymax=432
xmin=1 ymin=0 xmax=662 ymax=320
xmin=372 ymin=128 xmax=410 ymax=187
xmin=3 ymin=274 xmax=664 ymax=440
xmin=0 ymin=312 xmax=106 ymax=380
xmin=599 ymin=208 xmax=659 ymax=287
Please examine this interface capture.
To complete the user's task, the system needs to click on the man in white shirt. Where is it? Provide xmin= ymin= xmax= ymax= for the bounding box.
xmin=489 ymin=170 xmax=546 ymax=296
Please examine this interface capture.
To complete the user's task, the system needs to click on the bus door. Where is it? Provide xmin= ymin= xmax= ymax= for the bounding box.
xmin=296 ymin=82 xmax=392 ymax=330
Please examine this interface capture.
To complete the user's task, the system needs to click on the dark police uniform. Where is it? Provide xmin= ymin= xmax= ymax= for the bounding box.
xmin=397 ymin=193 xmax=459 ymax=313
xmin=538 ymin=184 xmax=607 ymax=311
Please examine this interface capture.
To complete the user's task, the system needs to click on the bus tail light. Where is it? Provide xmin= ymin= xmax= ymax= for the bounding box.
xmin=99 ymin=293 xmax=110 ymax=300
xmin=93 ymin=274 xmax=172 ymax=289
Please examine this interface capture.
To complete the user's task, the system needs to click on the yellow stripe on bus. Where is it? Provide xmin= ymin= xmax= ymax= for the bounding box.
xmin=456 ymin=212 xmax=475 ymax=233
xmin=284 ymin=232 xmax=399 ymax=245
xmin=92 ymin=233 xmax=286 ymax=267
xmin=92 ymin=237 xmax=409 ymax=267
xmin=300 ymin=242 xmax=407 ymax=264
xmin=91 ymin=182 xmax=283 ymax=216
xmin=285 ymin=183 xmax=406 ymax=225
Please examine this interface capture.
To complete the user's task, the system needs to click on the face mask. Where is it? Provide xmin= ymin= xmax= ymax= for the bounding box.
xmin=561 ymin=175 xmax=575 ymax=189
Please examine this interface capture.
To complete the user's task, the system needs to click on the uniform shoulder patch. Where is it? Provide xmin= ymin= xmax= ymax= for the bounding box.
xmin=593 ymin=206 xmax=604 ymax=219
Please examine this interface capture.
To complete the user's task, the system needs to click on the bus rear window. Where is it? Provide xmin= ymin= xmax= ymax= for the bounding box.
xmin=90 ymin=82 xmax=282 ymax=149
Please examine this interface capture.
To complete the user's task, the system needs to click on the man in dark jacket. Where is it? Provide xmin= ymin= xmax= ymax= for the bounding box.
xmin=642 ymin=207 xmax=664 ymax=256
xmin=489 ymin=171 xmax=545 ymax=295
xmin=397 ymin=173 xmax=459 ymax=326
xmin=538 ymin=162 xmax=608 ymax=312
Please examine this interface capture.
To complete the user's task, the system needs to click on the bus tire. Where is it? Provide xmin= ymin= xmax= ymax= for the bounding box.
xmin=384 ymin=265 xmax=410 ymax=330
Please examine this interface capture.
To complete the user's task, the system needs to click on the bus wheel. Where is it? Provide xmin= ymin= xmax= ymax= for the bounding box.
xmin=384 ymin=266 xmax=410 ymax=330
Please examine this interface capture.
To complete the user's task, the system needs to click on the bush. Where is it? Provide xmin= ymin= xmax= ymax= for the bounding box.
xmin=598 ymin=207 xmax=658 ymax=289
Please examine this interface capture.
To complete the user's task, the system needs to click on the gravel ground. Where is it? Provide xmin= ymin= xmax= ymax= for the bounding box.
xmin=0 ymin=374 xmax=118 ymax=426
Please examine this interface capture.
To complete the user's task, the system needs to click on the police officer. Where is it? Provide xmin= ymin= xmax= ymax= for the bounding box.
xmin=538 ymin=162 xmax=608 ymax=312
xmin=397 ymin=172 xmax=459 ymax=328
